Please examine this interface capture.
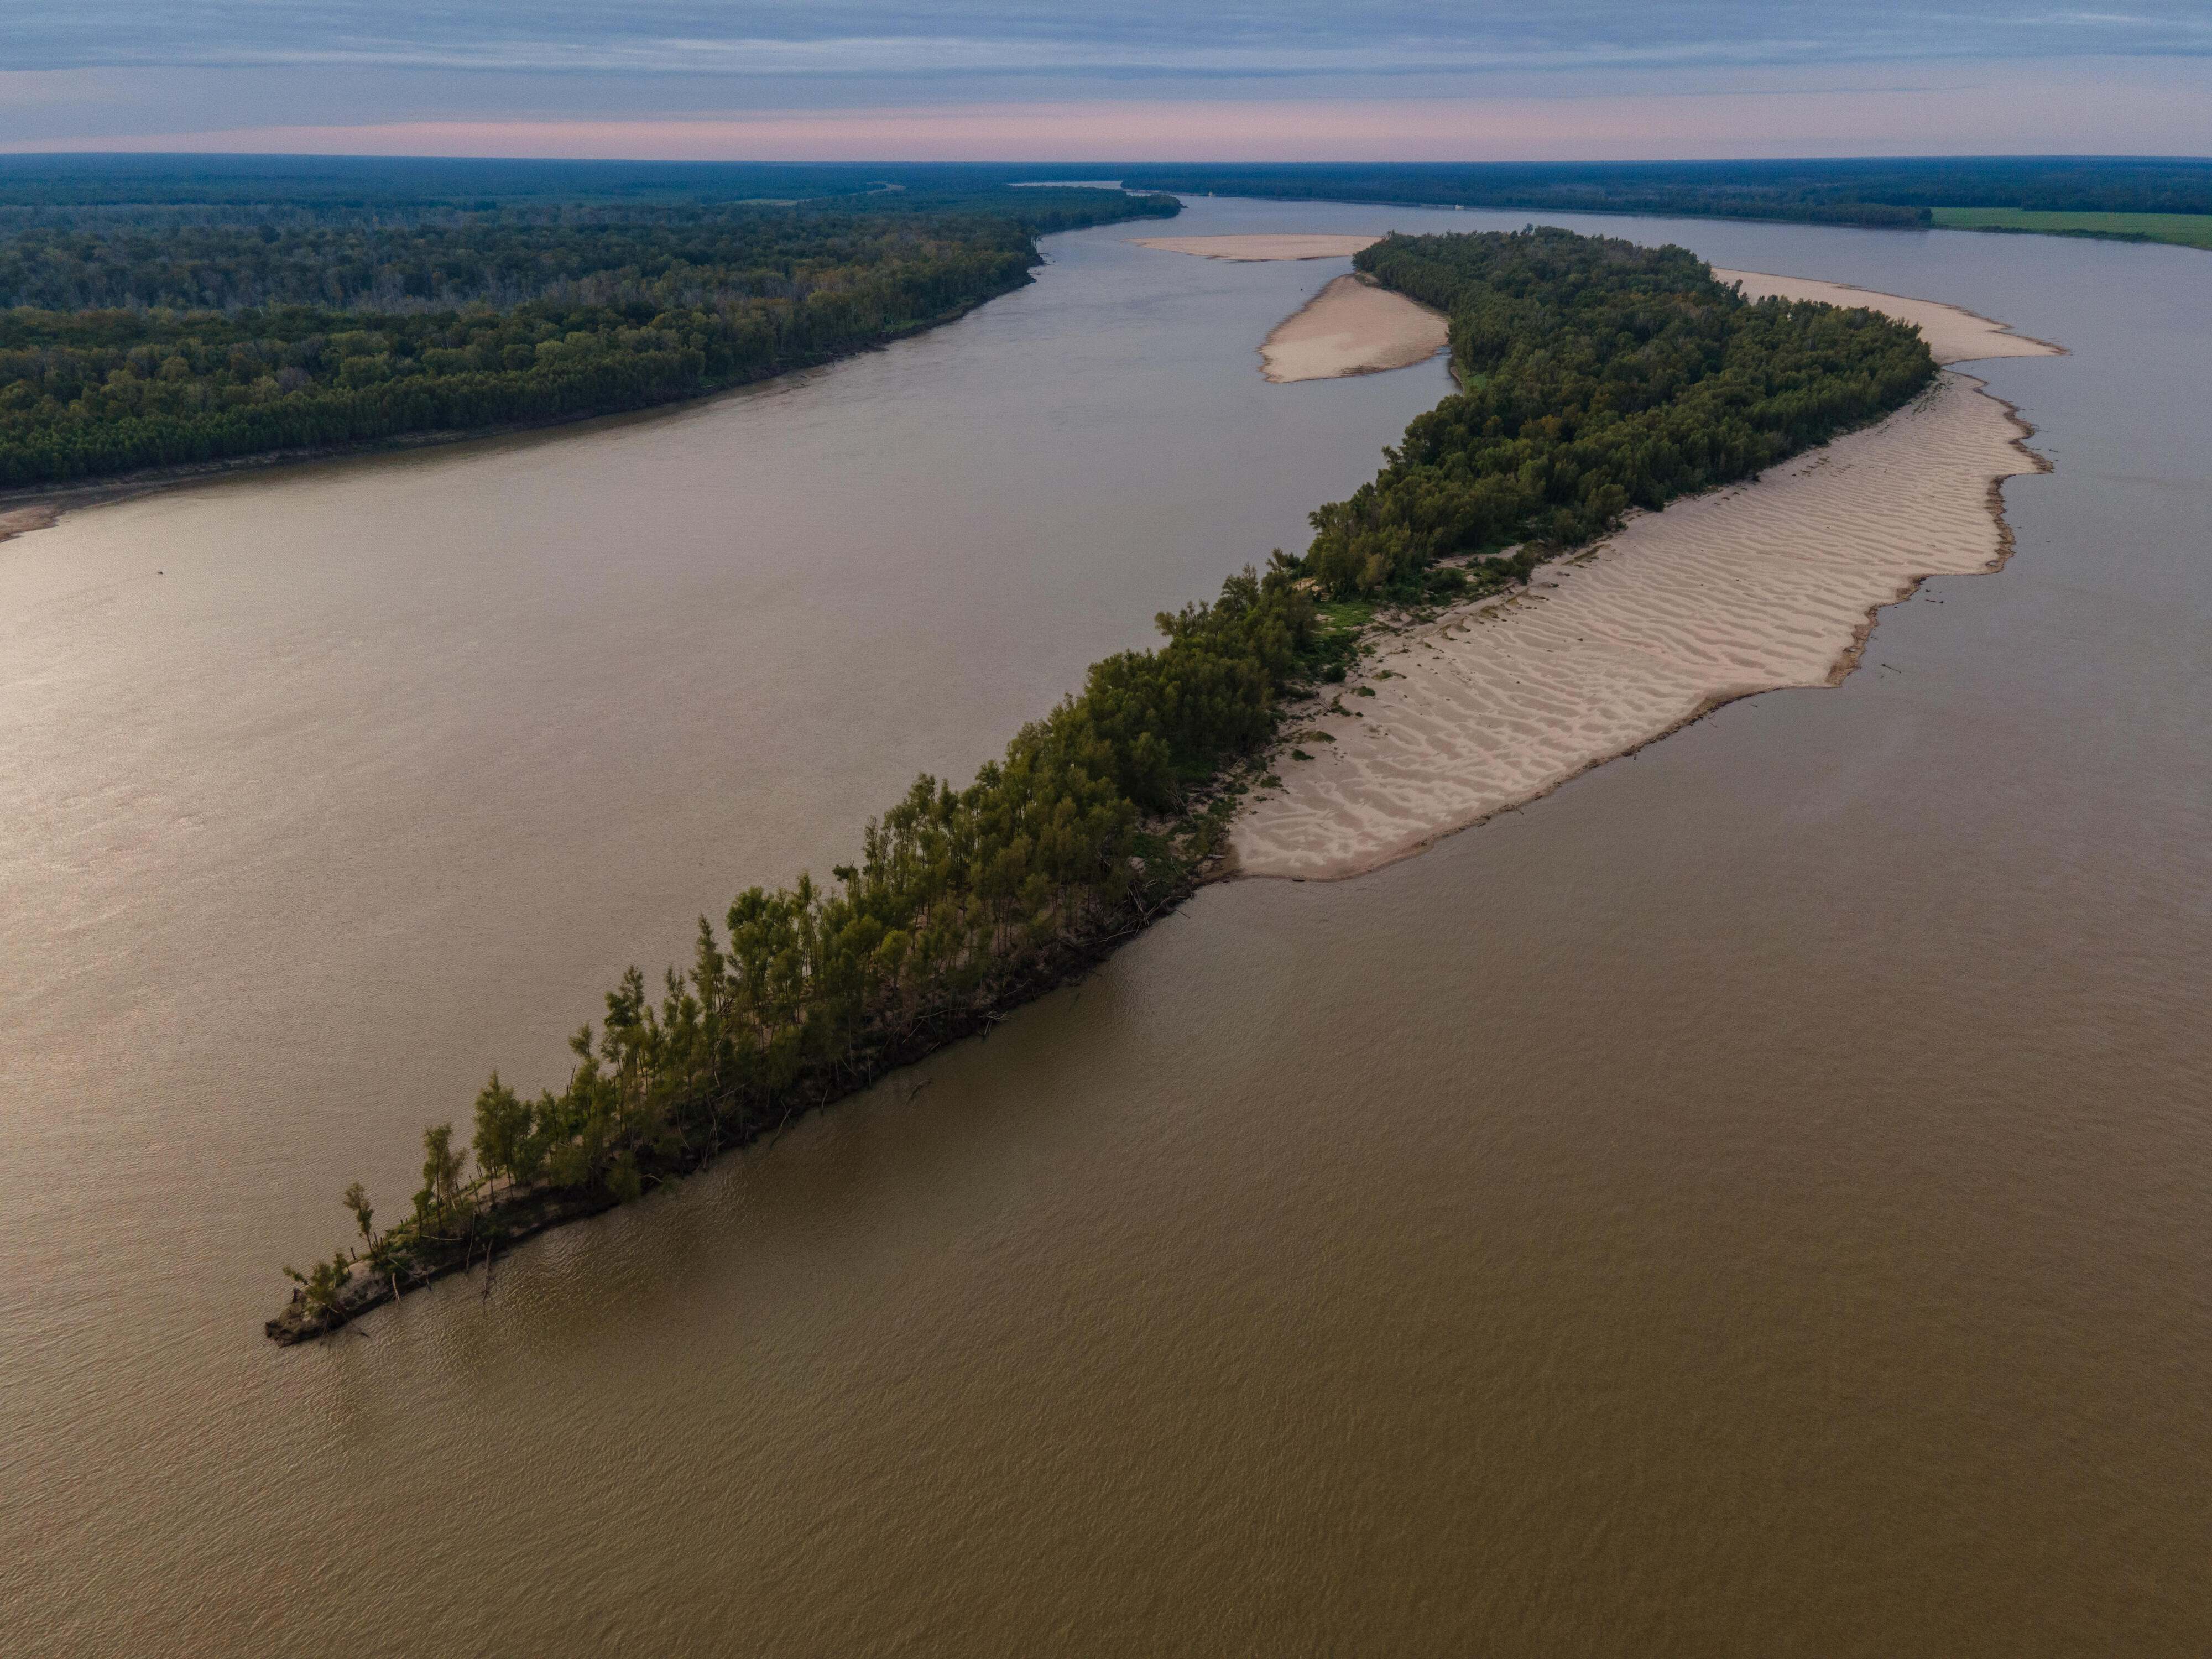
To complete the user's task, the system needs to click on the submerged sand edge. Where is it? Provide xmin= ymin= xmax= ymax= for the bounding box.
xmin=0 ymin=504 xmax=60 ymax=545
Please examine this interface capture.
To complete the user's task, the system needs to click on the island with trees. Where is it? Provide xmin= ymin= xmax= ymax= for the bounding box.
xmin=269 ymin=224 xmax=1941 ymax=1342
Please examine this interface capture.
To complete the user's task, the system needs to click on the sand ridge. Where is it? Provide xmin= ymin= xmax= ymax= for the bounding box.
xmin=1133 ymin=234 xmax=1383 ymax=262
xmin=1713 ymin=269 xmax=2064 ymax=364
xmin=1230 ymin=278 xmax=2060 ymax=882
xmin=1261 ymin=274 xmax=1451 ymax=383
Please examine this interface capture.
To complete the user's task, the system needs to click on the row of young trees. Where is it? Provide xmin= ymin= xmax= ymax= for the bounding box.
xmin=1303 ymin=227 xmax=1939 ymax=598
xmin=273 ymin=225 xmax=1941 ymax=1340
xmin=273 ymin=561 xmax=1338 ymax=1338
xmin=0 ymin=195 xmax=1178 ymax=487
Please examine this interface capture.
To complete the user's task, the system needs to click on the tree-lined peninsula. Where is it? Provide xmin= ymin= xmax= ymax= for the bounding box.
xmin=270 ymin=224 xmax=1940 ymax=1342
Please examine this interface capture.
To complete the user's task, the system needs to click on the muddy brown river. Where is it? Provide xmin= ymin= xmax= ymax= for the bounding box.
xmin=4 ymin=197 xmax=2208 ymax=1655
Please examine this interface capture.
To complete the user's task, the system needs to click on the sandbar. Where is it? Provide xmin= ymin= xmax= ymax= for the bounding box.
xmin=1714 ymin=270 xmax=2064 ymax=363
xmin=1231 ymin=277 xmax=2060 ymax=881
xmin=1261 ymin=274 xmax=1451 ymax=383
xmin=1133 ymin=234 xmax=1382 ymax=262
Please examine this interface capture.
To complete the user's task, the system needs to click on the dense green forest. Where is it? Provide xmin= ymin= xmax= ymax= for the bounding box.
xmin=1119 ymin=158 xmax=2212 ymax=231
xmin=272 ymin=223 xmax=1938 ymax=1342
xmin=1303 ymin=228 xmax=1938 ymax=598
xmin=0 ymin=190 xmax=1176 ymax=488
xmin=0 ymin=156 xmax=1136 ymax=211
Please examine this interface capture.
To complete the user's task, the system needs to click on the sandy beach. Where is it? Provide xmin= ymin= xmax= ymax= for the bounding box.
xmin=1134 ymin=232 xmax=1446 ymax=382
xmin=1261 ymin=274 xmax=1451 ymax=382
xmin=1715 ymin=269 xmax=2063 ymax=362
xmin=1231 ymin=276 xmax=2060 ymax=881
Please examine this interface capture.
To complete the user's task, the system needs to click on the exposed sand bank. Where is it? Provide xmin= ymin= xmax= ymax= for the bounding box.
xmin=1231 ymin=279 xmax=2060 ymax=882
xmin=1133 ymin=234 xmax=1382 ymax=262
xmin=1714 ymin=270 xmax=2064 ymax=364
xmin=1261 ymin=274 xmax=1451 ymax=383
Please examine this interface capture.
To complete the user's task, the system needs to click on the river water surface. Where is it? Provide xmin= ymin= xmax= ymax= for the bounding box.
xmin=4 ymin=198 xmax=2209 ymax=1655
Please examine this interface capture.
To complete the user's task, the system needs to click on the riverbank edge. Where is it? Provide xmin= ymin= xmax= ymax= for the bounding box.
xmin=1223 ymin=373 xmax=2051 ymax=886
xmin=1 ymin=223 xmax=1157 ymax=540
xmin=2 ymin=286 xmax=1020 ymax=538
xmin=1932 ymin=215 xmax=2212 ymax=255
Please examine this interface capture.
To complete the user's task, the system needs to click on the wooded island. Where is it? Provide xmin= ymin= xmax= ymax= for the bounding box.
xmin=272 ymin=226 xmax=1939 ymax=1342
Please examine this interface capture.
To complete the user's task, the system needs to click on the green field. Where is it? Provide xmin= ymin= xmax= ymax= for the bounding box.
xmin=1932 ymin=207 xmax=2212 ymax=251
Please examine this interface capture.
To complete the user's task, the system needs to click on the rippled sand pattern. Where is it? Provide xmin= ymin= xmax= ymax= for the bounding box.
xmin=1233 ymin=281 xmax=2058 ymax=881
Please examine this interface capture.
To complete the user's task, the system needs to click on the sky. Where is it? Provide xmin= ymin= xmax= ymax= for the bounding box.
xmin=2 ymin=2 xmax=2208 ymax=159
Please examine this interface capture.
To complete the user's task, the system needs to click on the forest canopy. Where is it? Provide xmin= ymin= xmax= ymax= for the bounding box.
xmin=1303 ymin=227 xmax=1938 ymax=598
xmin=0 ymin=189 xmax=1177 ymax=488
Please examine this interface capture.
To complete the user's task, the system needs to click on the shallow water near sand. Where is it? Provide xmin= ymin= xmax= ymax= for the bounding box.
xmin=4 ymin=198 xmax=2208 ymax=1655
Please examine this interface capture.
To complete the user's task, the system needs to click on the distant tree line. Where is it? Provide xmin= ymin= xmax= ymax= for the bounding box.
xmin=0 ymin=195 xmax=1176 ymax=312
xmin=0 ymin=154 xmax=1151 ymax=212
xmin=0 ymin=194 xmax=1178 ymax=488
xmin=1121 ymin=158 xmax=2212 ymax=228
xmin=270 ymin=224 xmax=1938 ymax=1342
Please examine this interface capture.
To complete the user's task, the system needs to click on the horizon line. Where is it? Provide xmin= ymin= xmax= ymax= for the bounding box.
xmin=6 ymin=149 xmax=2211 ymax=166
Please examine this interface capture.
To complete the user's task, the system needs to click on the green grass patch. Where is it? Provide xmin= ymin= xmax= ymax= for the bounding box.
xmin=1932 ymin=207 xmax=2212 ymax=251
xmin=1314 ymin=598 xmax=1376 ymax=634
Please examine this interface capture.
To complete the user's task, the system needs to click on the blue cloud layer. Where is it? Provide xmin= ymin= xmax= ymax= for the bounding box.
xmin=13 ymin=3 xmax=2212 ymax=75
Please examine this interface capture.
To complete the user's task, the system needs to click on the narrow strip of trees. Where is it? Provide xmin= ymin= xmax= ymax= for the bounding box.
xmin=270 ymin=226 xmax=1939 ymax=1343
xmin=269 ymin=562 xmax=1328 ymax=1341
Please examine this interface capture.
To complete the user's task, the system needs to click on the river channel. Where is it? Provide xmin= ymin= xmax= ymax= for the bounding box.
xmin=4 ymin=196 xmax=2208 ymax=1655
